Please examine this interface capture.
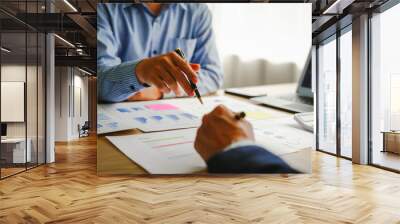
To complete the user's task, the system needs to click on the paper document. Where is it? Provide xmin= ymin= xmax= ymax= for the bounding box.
xmin=171 ymin=96 xmax=283 ymax=121
xmin=98 ymin=101 xmax=200 ymax=134
xmin=98 ymin=104 xmax=135 ymax=134
xmin=107 ymin=129 xmax=206 ymax=174
xmin=253 ymin=118 xmax=313 ymax=154
xmin=107 ymin=117 xmax=312 ymax=174
xmin=98 ymin=96 xmax=282 ymax=134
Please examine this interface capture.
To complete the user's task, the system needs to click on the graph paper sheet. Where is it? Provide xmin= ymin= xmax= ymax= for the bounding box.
xmin=106 ymin=129 xmax=206 ymax=174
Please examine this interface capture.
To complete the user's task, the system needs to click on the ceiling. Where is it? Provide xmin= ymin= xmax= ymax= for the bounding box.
xmin=0 ymin=0 xmax=97 ymax=73
xmin=0 ymin=0 xmax=393 ymax=75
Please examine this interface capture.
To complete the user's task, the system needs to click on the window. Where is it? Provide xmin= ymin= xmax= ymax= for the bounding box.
xmin=339 ymin=28 xmax=352 ymax=158
xmin=316 ymin=25 xmax=353 ymax=159
xmin=370 ymin=2 xmax=400 ymax=171
xmin=317 ymin=36 xmax=337 ymax=155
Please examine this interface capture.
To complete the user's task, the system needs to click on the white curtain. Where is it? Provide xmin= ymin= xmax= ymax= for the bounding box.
xmin=208 ymin=3 xmax=312 ymax=88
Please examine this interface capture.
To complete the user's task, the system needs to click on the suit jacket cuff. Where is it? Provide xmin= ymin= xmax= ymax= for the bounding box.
xmin=206 ymin=145 xmax=299 ymax=174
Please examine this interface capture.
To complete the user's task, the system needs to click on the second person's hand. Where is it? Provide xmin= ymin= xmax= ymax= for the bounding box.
xmin=135 ymin=51 xmax=200 ymax=97
xmin=194 ymin=105 xmax=255 ymax=162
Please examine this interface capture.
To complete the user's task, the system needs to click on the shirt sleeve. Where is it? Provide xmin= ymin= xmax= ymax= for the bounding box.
xmin=191 ymin=5 xmax=223 ymax=95
xmin=97 ymin=4 xmax=145 ymax=103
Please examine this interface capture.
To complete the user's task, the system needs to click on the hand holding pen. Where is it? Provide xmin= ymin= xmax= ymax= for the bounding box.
xmin=195 ymin=105 xmax=253 ymax=161
xmin=135 ymin=50 xmax=200 ymax=99
xmin=234 ymin=111 xmax=246 ymax=120
xmin=174 ymin=48 xmax=204 ymax=104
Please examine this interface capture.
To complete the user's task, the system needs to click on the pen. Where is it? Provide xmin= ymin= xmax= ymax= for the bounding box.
xmin=174 ymin=48 xmax=204 ymax=105
xmin=234 ymin=111 xmax=246 ymax=120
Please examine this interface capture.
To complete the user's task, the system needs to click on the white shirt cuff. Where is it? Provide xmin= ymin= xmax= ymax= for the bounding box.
xmin=222 ymin=139 xmax=265 ymax=152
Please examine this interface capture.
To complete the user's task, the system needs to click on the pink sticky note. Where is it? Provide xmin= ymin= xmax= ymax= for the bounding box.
xmin=145 ymin=104 xmax=179 ymax=111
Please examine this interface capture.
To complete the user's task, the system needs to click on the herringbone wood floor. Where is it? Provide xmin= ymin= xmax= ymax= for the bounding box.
xmin=1 ymin=135 xmax=400 ymax=224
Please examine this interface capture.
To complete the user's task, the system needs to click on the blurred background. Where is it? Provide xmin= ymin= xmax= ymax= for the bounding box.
xmin=208 ymin=4 xmax=311 ymax=88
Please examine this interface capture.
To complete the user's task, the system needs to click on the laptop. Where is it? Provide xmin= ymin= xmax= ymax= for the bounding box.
xmin=251 ymin=52 xmax=313 ymax=113
xmin=1 ymin=123 xmax=7 ymax=140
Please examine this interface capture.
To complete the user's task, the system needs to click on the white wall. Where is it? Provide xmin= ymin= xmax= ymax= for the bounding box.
xmin=72 ymin=73 xmax=89 ymax=138
xmin=55 ymin=66 xmax=69 ymax=141
xmin=208 ymin=3 xmax=312 ymax=87
xmin=54 ymin=67 xmax=89 ymax=141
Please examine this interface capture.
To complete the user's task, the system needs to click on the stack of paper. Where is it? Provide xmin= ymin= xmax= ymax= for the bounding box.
xmin=107 ymin=118 xmax=312 ymax=174
xmin=102 ymin=96 xmax=312 ymax=174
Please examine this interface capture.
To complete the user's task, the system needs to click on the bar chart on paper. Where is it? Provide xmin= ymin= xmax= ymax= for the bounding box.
xmin=98 ymin=104 xmax=134 ymax=134
xmin=97 ymin=101 xmax=200 ymax=134
xmin=171 ymin=96 xmax=283 ymax=121
xmin=107 ymin=129 xmax=206 ymax=174
xmin=98 ymin=96 xmax=284 ymax=134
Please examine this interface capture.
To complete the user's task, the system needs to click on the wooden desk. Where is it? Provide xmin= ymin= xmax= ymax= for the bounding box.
xmin=382 ymin=131 xmax=400 ymax=154
xmin=97 ymin=83 xmax=310 ymax=175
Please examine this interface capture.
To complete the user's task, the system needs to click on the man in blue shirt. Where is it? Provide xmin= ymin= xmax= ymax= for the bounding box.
xmin=98 ymin=3 xmax=297 ymax=173
xmin=97 ymin=3 xmax=223 ymax=102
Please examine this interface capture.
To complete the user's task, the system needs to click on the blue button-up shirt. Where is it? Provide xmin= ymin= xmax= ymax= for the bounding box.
xmin=97 ymin=3 xmax=223 ymax=102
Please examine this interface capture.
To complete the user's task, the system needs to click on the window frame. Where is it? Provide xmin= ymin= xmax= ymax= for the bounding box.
xmin=315 ymin=23 xmax=353 ymax=160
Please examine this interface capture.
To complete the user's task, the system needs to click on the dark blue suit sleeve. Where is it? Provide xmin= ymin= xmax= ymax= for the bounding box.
xmin=206 ymin=146 xmax=299 ymax=173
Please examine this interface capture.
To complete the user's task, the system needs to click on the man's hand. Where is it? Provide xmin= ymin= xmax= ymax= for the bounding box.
xmin=194 ymin=105 xmax=255 ymax=162
xmin=127 ymin=86 xmax=163 ymax=101
xmin=135 ymin=51 xmax=200 ymax=97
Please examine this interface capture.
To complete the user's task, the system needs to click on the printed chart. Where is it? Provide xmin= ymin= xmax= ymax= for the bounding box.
xmin=172 ymin=96 xmax=282 ymax=121
xmin=107 ymin=129 xmax=206 ymax=174
xmin=98 ymin=96 xmax=285 ymax=134
xmin=107 ymin=118 xmax=312 ymax=174
xmin=101 ymin=96 xmax=312 ymax=174
xmin=98 ymin=104 xmax=133 ymax=134
xmin=98 ymin=101 xmax=200 ymax=134
xmin=252 ymin=118 xmax=313 ymax=152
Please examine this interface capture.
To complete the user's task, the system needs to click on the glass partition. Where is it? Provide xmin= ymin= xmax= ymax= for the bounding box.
xmin=37 ymin=32 xmax=45 ymax=165
xmin=27 ymin=30 xmax=38 ymax=169
xmin=0 ymin=0 xmax=46 ymax=179
xmin=317 ymin=36 xmax=337 ymax=155
xmin=1 ymin=31 xmax=28 ymax=178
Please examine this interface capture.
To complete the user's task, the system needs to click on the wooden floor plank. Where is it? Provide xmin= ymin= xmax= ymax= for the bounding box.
xmin=0 ymin=135 xmax=399 ymax=224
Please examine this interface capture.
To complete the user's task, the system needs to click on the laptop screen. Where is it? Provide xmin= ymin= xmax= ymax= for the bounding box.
xmin=1 ymin=123 xmax=7 ymax=137
xmin=301 ymin=63 xmax=311 ymax=89
xmin=296 ymin=51 xmax=313 ymax=98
